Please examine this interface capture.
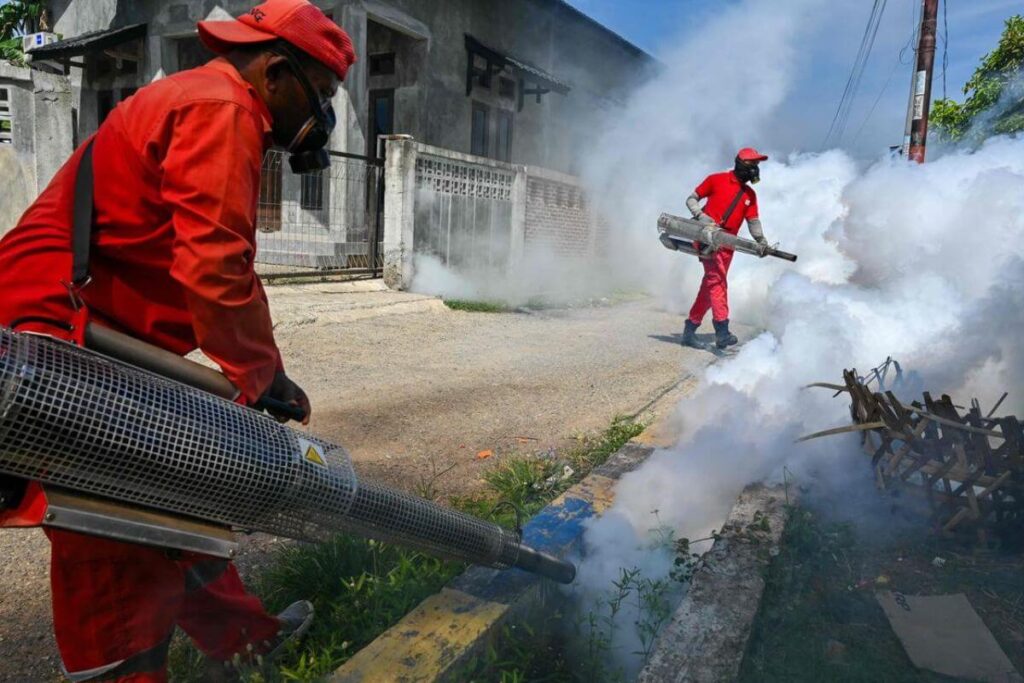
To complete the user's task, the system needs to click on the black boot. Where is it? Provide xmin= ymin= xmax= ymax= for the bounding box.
xmin=713 ymin=319 xmax=738 ymax=349
xmin=682 ymin=320 xmax=704 ymax=349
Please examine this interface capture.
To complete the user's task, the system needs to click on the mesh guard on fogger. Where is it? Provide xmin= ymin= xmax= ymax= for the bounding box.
xmin=0 ymin=328 xmax=572 ymax=580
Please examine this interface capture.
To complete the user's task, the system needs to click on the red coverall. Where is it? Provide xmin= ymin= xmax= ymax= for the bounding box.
xmin=0 ymin=58 xmax=283 ymax=681
xmin=687 ymin=171 xmax=759 ymax=325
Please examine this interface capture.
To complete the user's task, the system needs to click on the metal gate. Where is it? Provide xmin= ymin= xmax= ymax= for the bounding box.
xmin=255 ymin=149 xmax=384 ymax=278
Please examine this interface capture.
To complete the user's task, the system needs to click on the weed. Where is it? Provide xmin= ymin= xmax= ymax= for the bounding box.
xmin=566 ymin=416 xmax=645 ymax=473
xmin=483 ymin=457 xmax=560 ymax=511
xmin=167 ymin=536 xmax=462 ymax=682
xmin=170 ymin=415 xmax=646 ymax=682
xmin=739 ymin=506 xmax=928 ymax=682
xmin=443 ymin=299 xmax=511 ymax=313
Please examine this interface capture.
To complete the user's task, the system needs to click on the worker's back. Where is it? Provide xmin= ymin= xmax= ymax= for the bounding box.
xmin=0 ymin=58 xmax=277 ymax=398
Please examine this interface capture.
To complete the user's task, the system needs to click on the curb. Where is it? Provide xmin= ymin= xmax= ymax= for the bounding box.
xmin=637 ymin=483 xmax=791 ymax=683
xmin=330 ymin=442 xmax=654 ymax=682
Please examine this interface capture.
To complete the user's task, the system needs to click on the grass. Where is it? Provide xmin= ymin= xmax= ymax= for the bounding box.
xmin=168 ymin=537 xmax=463 ymax=682
xmin=168 ymin=415 xmax=645 ymax=682
xmin=739 ymin=505 xmax=1024 ymax=682
xmin=453 ymin=416 xmax=645 ymax=529
xmin=443 ymin=299 xmax=512 ymax=313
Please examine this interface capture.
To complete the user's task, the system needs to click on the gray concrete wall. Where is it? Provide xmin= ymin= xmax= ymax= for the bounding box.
xmin=0 ymin=63 xmax=73 ymax=235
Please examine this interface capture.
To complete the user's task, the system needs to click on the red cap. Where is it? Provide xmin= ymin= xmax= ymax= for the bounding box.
xmin=198 ymin=0 xmax=356 ymax=80
xmin=737 ymin=147 xmax=769 ymax=162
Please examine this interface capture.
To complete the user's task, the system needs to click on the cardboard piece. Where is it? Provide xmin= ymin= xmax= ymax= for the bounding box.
xmin=877 ymin=591 xmax=1022 ymax=683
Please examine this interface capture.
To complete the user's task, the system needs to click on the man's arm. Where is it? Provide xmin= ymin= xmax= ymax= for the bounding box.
xmin=688 ymin=177 xmax=717 ymax=225
xmin=160 ymin=100 xmax=283 ymax=405
xmin=747 ymin=217 xmax=766 ymax=243
xmin=745 ymin=193 xmax=769 ymax=256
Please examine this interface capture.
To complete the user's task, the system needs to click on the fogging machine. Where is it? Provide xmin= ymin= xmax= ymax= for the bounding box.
xmin=657 ymin=213 xmax=798 ymax=262
xmin=0 ymin=325 xmax=576 ymax=584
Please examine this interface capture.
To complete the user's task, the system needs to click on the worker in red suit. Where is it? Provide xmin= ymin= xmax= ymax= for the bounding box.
xmin=681 ymin=147 xmax=770 ymax=350
xmin=0 ymin=1 xmax=354 ymax=679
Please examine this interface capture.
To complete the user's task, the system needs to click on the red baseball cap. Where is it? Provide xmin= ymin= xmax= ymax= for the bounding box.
xmin=198 ymin=0 xmax=356 ymax=80
xmin=737 ymin=147 xmax=769 ymax=162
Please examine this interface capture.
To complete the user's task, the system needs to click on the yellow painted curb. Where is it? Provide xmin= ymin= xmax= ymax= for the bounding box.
xmin=331 ymin=588 xmax=508 ymax=682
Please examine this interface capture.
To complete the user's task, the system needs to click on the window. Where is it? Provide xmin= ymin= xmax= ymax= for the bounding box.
xmin=472 ymin=54 xmax=492 ymax=90
xmin=471 ymin=102 xmax=489 ymax=157
xmin=0 ymin=87 xmax=12 ymax=144
xmin=496 ymin=110 xmax=513 ymax=162
xmin=369 ymin=89 xmax=394 ymax=158
xmin=369 ymin=52 xmax=396 ymax=76
xmin=300 ymin=172 xmax=324 ymax=211
xmin=498 ymin=77 xmax=516 ymax=100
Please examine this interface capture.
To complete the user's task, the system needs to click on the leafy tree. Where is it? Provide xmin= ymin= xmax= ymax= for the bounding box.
xmin=932 ymin=14 xmax=1024 ymax=142
xmin=0 ymin=1 xmax=47 ymax=65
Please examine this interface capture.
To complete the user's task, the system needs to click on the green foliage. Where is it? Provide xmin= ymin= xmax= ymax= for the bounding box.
xmin=565 ymin=415 xmax=645 ymax=473
xmin=170 ymin=415 xmax=645 ymax=682
xmin=0 ymin=1 xmax=45 ymax=65
xmin=168 ymin=536 xmax=462 ymax=682
xmin=932 ymin=15 xmax=1024 ymax=142
xmin=739 ymin=507 xmax=928 ymax=682
xmin=443 ymin=299 xmax=511 ymax=313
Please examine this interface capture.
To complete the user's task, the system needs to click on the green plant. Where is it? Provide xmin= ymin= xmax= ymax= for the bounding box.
xmin=566 ymin=416 xmax=645 ymax=473
xmin=443 ymin=299 xmax=511 ymax=313
xmin=933 ymin=14 xmax=1024 ymax=142
xmin=167 ymin=536 xmax=462 ymax=682
xmin=483 ymin=457 xmax=559 ymax=511
xmin=0 ymin=1 xmax=45 ymax=65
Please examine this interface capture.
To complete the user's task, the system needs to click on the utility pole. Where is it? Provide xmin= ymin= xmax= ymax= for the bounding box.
xmin=907 ymin=0 xmax=939 ymax=163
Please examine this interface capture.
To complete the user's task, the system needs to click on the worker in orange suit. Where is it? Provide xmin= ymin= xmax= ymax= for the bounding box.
xmin=0 ymin=1 xmax=355 ymax=679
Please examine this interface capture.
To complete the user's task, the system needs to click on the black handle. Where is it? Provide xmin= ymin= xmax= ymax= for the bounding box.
xmin=254 ymin=396 xmax=308 ymax=422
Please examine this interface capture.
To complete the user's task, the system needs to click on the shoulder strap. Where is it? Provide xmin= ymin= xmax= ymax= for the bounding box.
xmin=720 ymin=186 xmax=746 ymax=227
xmin=71 ymin=139 xmax=96 ymax=287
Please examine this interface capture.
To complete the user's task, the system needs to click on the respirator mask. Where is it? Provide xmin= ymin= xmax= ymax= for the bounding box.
xmin=273 ymin=46 xmax=336 ymax=174
xmin=733 ymin=158 xmax=760 ymax=184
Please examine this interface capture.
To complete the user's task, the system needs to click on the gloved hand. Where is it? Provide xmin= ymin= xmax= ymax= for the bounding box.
xmin=754 ymin=236 xmax=769 ymax=258
xmin=697 ymin=213 xmax=717 ymax=226
xmin=260 ymin=371 xmax=311 ymax=425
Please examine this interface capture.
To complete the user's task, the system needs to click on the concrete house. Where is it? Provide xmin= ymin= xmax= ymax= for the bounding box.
xmin=11 ymin=1 xmax=652 ymax=271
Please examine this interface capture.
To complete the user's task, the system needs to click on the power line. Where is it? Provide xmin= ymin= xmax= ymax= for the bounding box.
xmin=835 ymin=0 xmax=888 ymax=141
xmin=853 ymin=0 xmax=923 ymax=145
xmin=821 ymin=0 xmax=889 ymax=149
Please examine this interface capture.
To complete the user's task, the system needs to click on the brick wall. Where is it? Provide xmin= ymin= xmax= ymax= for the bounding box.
xmin=524 ymin=175 xmax=595 ymax=257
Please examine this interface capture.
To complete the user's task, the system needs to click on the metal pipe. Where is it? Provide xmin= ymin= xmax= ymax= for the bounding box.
xmin=84 ymin=323 xmax=238 ymax=399
xmin=657 ymin=213 xmax=798 ymax=262
xmin=84 ymin=323 xmax=305 ymax=422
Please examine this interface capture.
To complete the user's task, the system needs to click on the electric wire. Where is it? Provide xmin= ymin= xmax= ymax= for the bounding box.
xmin=822 ymin=0 xmax=883 ymax=149
xmin=821 ymin=0 xmax=889 ymax=149
xmin=852 ymin=3 xmax=921 ymax=145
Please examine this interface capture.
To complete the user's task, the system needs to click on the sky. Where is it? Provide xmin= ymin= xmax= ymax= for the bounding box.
xmin=565 ymin=0 xmax=1021 ymax=157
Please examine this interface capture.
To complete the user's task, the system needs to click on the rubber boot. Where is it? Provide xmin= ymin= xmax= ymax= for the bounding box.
xmin=713 ymin=319 xmax=738 ymax=349
xmin=681 ymin=320 xmax=704 ymax=349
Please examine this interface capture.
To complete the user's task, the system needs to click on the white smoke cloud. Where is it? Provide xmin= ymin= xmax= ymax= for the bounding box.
xmin=563 ymin=0 xmax=1024 ymax=674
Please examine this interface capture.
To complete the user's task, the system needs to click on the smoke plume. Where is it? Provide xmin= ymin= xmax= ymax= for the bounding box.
xmin=563 ymin=0 xmax=1024 ymax=676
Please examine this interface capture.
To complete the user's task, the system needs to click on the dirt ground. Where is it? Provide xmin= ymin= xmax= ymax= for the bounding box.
xmin=0 ymin=286 xmax=740 ymax=682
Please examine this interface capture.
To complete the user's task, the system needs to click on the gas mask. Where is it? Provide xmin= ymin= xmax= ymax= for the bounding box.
xmin=734 ymin=158 xmax=760 ymax=185
xmin=273 ymin=47 xmax=336 ymax=174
